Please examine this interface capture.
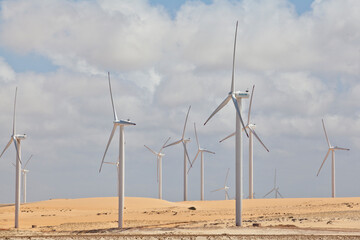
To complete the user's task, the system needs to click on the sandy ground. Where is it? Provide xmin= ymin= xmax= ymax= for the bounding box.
xmin=1 ymin=197 xmax=360 ymax=239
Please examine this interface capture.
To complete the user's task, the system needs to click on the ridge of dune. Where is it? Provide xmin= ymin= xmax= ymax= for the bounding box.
xmin=0 ymin=197 xmax=359 ymax=232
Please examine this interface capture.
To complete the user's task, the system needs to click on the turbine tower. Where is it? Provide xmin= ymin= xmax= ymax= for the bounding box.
xmin=164 ymin=106 xmax=192 ymax=201
xmin=0 ymin=87 xmax=26 ymax=228
xmin=203 ymin=21 xmax=249 ymax=226
xmin=220 ymin=85 xmax=269 ymax=199
xmin=317 ymin=119 xmax=350 ymax=198
xmin=263 ymin=169 xmax=283 ymax=199
xmin=144 ymin=137 xmax=171 ymax=199
xmin=211 ymin=168 xmax=230 ymax=200
xmin=99 ymin=72 xmax=136 ymax=228
xmin=188 ymin=123 xmax=215 ymax=201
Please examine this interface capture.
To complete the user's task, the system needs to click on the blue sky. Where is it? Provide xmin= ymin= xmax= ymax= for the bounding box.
xmin=149 ymin=0 xmax=314 ymax=16
xmin=0 ymin=0 xmax=359 ymax=204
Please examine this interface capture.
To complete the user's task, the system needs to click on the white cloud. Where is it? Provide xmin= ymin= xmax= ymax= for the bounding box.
xmin=0 ymin=57 xmax=15 ymax=82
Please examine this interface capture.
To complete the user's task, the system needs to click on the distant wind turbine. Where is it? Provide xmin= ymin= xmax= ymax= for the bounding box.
xmin=164 ymin=106 xmax=192 ymax=201
xmin=203 ymin=21 xmax=249 ymax=226
xmin=263 ymin=169 xmax=283 ymax=199
xmin=99 ymin=72 xmax=136 ymax=228
xmin=144 ymin=137 xmax=171 ymax=199
xmin=220 ymin=85 xmax=269 ymax=199
xmin=211 ymin=168 xmax=231 ymax=200
xmin=21 ymin=155 xmax=33 ymax=204
xmin=317 ymin=119 xmax=350 ymax=198
xmin=0 ymin=87 xmax=26 ymax=228
xmin=188 ymin=123 xmax=215 ymax=201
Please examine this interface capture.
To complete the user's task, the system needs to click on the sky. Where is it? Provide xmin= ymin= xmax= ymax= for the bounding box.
xmin=0 ymin=0 xmax=359 ymax=204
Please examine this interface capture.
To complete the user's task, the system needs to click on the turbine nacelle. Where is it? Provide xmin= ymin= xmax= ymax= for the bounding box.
xmin=15 ymin=134 xmax=27 ymax=140
xmin=114 ymin=119 xmax=136 ymax=126
xmin=332 ymin=146 xmax=350 ymax=151
xmin=248 ymin=123 xmax=256 ymax=129
xmin=232 ymin=91 xmax=250 ymax=99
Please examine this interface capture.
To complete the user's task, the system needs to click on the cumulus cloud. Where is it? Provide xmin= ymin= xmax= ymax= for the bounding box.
xmin=0 ymin=0 xmax=359 ymax=203
xmin=0 ymin=57 xmax=15 ymax=82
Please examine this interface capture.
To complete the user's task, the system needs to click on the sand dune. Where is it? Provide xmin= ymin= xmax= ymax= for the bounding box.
xmin=0 ymin=197 xmax=360 ymax=238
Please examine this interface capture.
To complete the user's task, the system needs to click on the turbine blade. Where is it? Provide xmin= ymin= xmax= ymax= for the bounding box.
xmin=0 ymin=138 xmax=13 ymax=159
xmin=250 ymin=128 xmax=269 ymax=152
xmin=211 ymin=187 xmax=225 ymax=192
xmin=108 ymin=72 xmax=118 ymax=121
xmin=188 ymin=150 xmax=200 ymax=174
xmin=159 ymin=137 xmax=171 ymax=153
xmin=247 ymin=85 xmax=255 ymax=126
xmin=274 ymin=169 xmax=277 ymax=187
xmin=164 ymin=139 xmax=182 ymax=148
xmin=183 ymin=141 xmax=192 ymax=168
xmin=204 ymin=95 xmax=231 ymax=126
xmin=226 ymin=191 xmax=230 ymax=200
xmin=224 ymin=168 xmax=230 ymax=186
xmin=277 ymin=190 xmax=284 ymax=198
xmin=263 ymin=188 xmax=275 ymax=198
xmin=230 ymin=21 xmax=238 ymax=93
xmin=219 ymin=132 xmax=235 ymax=143
xmin=182 ymin=106 xmax=191 ymax=139
xmin=144 ymin=145 xmax=157 ymax=155
xmin=322 ymin=119 xmax=331 ymax=148
xmin=99 ymin=124 xmax=117 ymax=173
xmin=23 ymin=154 xmax=33 ymax=169
xmin=203 ymin=150 xmax=215 ymax=154
xmin=13 ymin=138 xmax=22 ymax=165
xmin=231 ymin=94 xmax=249 ymax=137
xmin=194 ymin=122 xmax=200 ymax=149
xmin=317 ymin=149 xmax=331 ymax=176
xmin=13 ymin=87 xmax=17 ymax=136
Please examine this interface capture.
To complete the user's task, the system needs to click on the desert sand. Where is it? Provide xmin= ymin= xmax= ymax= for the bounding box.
xmin=1 ymin=197 xmax=360 ymax=239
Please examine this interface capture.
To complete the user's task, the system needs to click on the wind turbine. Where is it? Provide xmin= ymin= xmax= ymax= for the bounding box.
xmin=164 ymin=106 xmax=192 ymax=201
xmin=263 ymin=169 xmax=283 ymax=199
xmin=317 ymin=119 xmax=350 ymax=198
xmin=0 ymin=87 xmax=26 ymax=228
xmin=99 ymin=72 xmax=136 ymax=228
xmin=188 ymin=123 xmax=215 ymax=201
xmin=220 ymin=85 xmax=269 ymax=199
xmin=211 ymin=168 xmax=230 ymax=200
xmin=144 ymin=137 xmax=171 ymax=199
xmin=21 ymin=155 xmax=33 ymax=204
xmin=203 ymin=21 xmax=249 ymax=226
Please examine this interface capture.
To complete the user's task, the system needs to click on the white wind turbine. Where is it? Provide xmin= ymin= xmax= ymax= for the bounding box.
xmin=14 ymin=155 xmax=33 ymax=204
xmin=99 ymin=72 xmax=136 ymax=228
xmin=0 ymin=87 xmax=26 ymax=228
xmin=317 ymin=119 xmax=350 ymax=198
xmin=164 ymin=106 xmax=192 ymax=201
xmin=263 ymin=169 xmax=283 ymax=199
xmin=188 ymin=123 xmax=215 ymax=201
xmin=220 ymin=85 xmax=269 ymax=199
xmin=211 ymin=168 xmax=230 ymax=200
xmin=144 ymin=137 xmax=171 ymax=199
xmin=203 ymin=21 xmax=249 ymax=226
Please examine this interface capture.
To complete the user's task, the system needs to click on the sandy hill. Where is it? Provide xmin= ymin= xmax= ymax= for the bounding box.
xmin=0 ymin=197 xmax=359 ymax=232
